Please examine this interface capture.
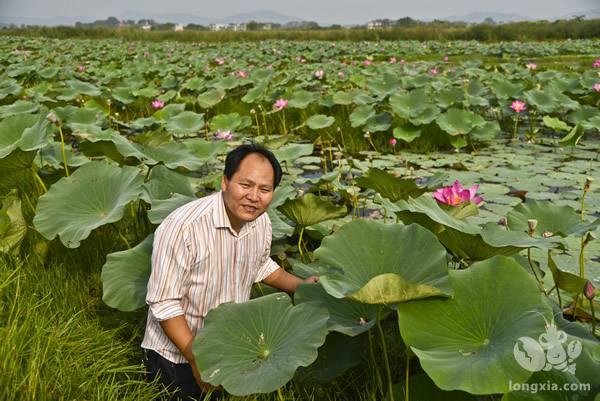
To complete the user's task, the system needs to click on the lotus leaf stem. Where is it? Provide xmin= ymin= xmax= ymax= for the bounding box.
xmin=376 ymin=307 xmax=394 ymax=401
xmin=297 ymin=226 xmax=306 ymax=262
xmin=590 ymin=298 xmax=597 ymax=337
xmin=281 ymin=110 xmax=287 ymax=135
xmin=405 ymin=350 xmax=410 ymax=401
xmin=31 ymin=168 xmax=48 ymax=193
xmin=527 ymin=248 xmax=545 ymax=292
xmin=117 ymin=230 xmax=131 ymax=249
xmin=57 ymin=125 xmax=69 ymax=177
xmin=367 ymin=329 xmax=384 ymax=398
xmin=276 ymin=388 xmax=284 ymax=401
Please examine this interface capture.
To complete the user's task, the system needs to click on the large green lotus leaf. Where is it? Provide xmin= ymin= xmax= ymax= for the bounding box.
xmin=279 ymin=193 xmax=346 ymax=227
xmin=559 ymin=124 xmax=585 ymax=148
xmin=132 ymin=86 xmax=159 ymax=99
xmin=241 ymin=83 xmax=268 ymax=104
xmin=209 ymin=112 xmax=241 ymax=132
xmin=0 ymin=100 xmax=38 ymax=118
xmin=524 ymin=89 xmax=559 ymax=114
xmin=435 ymin=87 xmax=464 ymax=109
xmin=507 ymin=200 xmax=597 ymax=237
xmin=166 ymin=111 xmax=205 ymax=135
xmin=39 ymin=143 xmax=89 ymax=170
xmin=288 ymin=90 xmax=318 ymax=109
xmin=364 ymin=112 xmax=392 ymax=132
xmin=567 ymin=106 xmax=600 ymax=126
xmin=542 ymin=116 xmax=570 ymax=132
xmin=267 ymin=209 xmax=294 ymax=240
xmin=197 ymin=88 xmax=225 ymax=109
xmin=271 ymin=143 xmax=313 ymax=164
xmin=436 ymin=108 xmax=485 ymax=136
xmin=393 ymin=123 xmax=421 ymax=143
xmin=33 ymin=161 xmax=144 ymax=248
xmin=269 ymin=185 xmax=296 ymax=209
xmin=315 ymin=220 xmax=451 ymax=304
xmin=389 ymin=89 xmax=428 ymax=119
xmin=193 ymin=293 xmax=329 ymax=396
xmin=141 ymin=164 xmax=194 ymax=204
xmin=397 ymin=256 xmax=553 ymax=395
xmin=306 ymin=114 xmax=335 ymax=130
xmin=294 ymin=331 xmax=366 ymax=385
xmin=547 ymin=251 xmax=588 ymax=294
xmin=0 ymin=191 xmax=27 ymax=254
xmin=136 ymin=142 xmax=206 ymax=171
xmin=408 ymin=105 xmax=441 ymax=126
xmin=183 ymin=138 xmax=227 ymax=161
xmin=182 ymin=77 xmax=205 ymax=91
xmin=0 ymin=78 xmax=22 ymax=99
xmin=437 ymin=222 xmax=560 ymax=262
xmin=470 ymin=121 xmax=500 ymax=142
xmin=0 ymin=113 xmax=51 ymax=158
xmin=332 ymin=90 xmax=355 ymax=105
xmin=295 ymin=283 xmax=378 ymax=336
xmin=148 ymin=194 xmax=196 ymax=225
xmin=151 ymin=104 xmax=186 ymax=121
xmin=0 ymin=150 xmax=36 ymax=189
xmin=65 ymin=79 xmax=101 ymax=97
xmin=212 ymin=76 xmax=239 ymax=91
xmin=395 ymin=195 xmax=481 ymax=236
xmin=490 ymin=80 xmax=524 ymax=99
xmin=349 ymin=105 xmax=376 ymax=128
xmin=101 ymin=234 xmax=153 ymax=312
xmin=111 ymin=87 xmax=136 ymax=104
xmin=355 ymin=168 xmax=426 ymax=202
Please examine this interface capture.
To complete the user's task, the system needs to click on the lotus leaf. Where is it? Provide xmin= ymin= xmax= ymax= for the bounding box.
xmin=271 ymin=143 xmax=313 ymax=164
xmin=101 ymin=234 xmax=153 ymax=311
xmin=288 ymin=90 xmax=318 ymax=109
xmin=166 ymin=111 xmax=205 ymax=135
xmin=209 ymin=112 xmax=250 ymax=133
xmin=33 ymin=161 xmax=144 ymax=248
xmin=436 ymin=108 xmax=485 ymax=136
xmin=148 ymin=194 xmax=196 ymax=225
xmin=183 ymin=138 xmax=228 ymax=161
xmin=0 ymin=100 xmax=38 ymax=118
xmin=307 ymin=114 xmax=335 ymax=130
xmin=0 ymin=113 xmax=51 ymax=159
xmin=295 ymin=282 xmax=378 ymax=336
xmin=397 ymin=256 xmax=553 ymax=394
xmin=355 ymin=168 xmax=426 ymax=202
xmin=141 ymin=165 xmax=194 ymax=205
xmin=193 ymin=293 xmax=329 ymax=395
xmin=389 ymin=89 xmax=428 ymax=119
xmin=0 ymin=191 xmax=27 ymax=254
xmin=559 ymin=124 xmax=585 ymax=148
xmin=393 ymin=124 xmax=421 ymax=143
xmin=197 ymin=88 xmax=225 ymax=109
xmin=279 ymin=193 xmax=346 ymax=227
xmin=315 ymin=220 xmax=451 ymax=304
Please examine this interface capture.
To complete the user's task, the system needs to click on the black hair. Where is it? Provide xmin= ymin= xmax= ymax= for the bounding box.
xmin=224 ymin=143 xmax=283 ymax=188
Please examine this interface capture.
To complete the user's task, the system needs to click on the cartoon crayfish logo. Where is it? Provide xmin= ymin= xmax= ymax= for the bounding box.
xmin=513 ymin=315 xmax=582 ymax=374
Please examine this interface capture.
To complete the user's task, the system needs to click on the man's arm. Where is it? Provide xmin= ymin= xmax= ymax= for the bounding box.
xmin=262 ymin=267 xmax=319 ymax=293
xmin=158 ymin=316 xmax=211 ymax=391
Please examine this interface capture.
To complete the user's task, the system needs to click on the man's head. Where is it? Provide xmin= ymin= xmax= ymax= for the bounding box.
xmin=221 ymin=144 xmax=282 ymax=232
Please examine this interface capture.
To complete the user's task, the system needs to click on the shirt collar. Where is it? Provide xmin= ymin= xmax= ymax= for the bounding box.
xmin=213 ymin=191 xmax=257 ymax=237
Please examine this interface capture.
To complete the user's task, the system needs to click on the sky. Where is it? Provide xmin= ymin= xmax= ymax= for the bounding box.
xmin=0 ymin=0 xmax=597 ymax=24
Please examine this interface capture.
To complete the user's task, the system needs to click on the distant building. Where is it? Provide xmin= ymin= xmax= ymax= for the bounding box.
xmin=174 ymin=24 xmax=184 ymax=31
xmin=209 ymin=23 xmax=227 ymax=31
xmin=229 ymin=23 xmax=247 ymax=31
xmin=141 ymin=24 xmax=152 ymax=31
xmin=367 ymin=19 xmax=392 ymax=29
xmin=262 ymin=23 xmax=272 ymax=30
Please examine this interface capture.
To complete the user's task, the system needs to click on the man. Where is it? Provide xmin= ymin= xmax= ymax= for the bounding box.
xmin=141 ymin=143 xmax=317 ymax=400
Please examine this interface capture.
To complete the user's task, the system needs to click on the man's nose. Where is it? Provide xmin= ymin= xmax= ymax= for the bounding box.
xmin=246 ymin=187 xmax=259 ymax=201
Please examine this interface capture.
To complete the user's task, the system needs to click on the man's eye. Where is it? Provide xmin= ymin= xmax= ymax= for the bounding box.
xmin=240 ymin=183 xmax=250 ymax=188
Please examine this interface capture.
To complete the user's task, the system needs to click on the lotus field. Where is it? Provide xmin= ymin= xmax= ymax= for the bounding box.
xmin=2 ymin=35 xmax=600 ymax=400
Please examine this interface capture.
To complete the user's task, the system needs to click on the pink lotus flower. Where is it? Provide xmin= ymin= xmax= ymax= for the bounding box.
xmin=214 ymin=130 xmax=233 ymax=141
xmin=443 ymin=55 xmax=449 ymax=62
xmin=430 ymin=68 xmax=438 ymax=75
xmin=584 ymin=281 xmax=596 ymax=300
xmin=389 ymin=57 xmax=397 ymax=64
xmin=151 ymin=99 xmax=165 ymax=110
xmin=526 ymin=63 xmax=537 ymax=70
xmin=215 ymin=57 xmax=225 ymax=65
xmin=363 ymin=59 xmax=372 ymax=66
xmin=314 ymin=69 xmax=324 ymax=79
xmin=273 ymin=99 xmax=288 ymax=111
xmin=593 ymin=83 xmax=600 ymax=92
xmin=77 ymin=65 xmax=85 ymax=73
xmin=389 ymin=138 xmax=397 ymax=146
xmin=433 ymin=180 xmax=484 ymax=206
xmin=510 ymin=100 xmax=527 ymax=113
xmin=593 ymin=59 xmax=600 ymax=68
xmin=236 ymin=70 xmax=248 ymax=78
xmin=399 ymin=59 xmax=406 ymax=65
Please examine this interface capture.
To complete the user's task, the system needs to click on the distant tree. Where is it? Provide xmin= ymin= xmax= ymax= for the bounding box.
xmin=483 ymin=17 xmax=496 ymax=25
xmin=396 ymin=17 xmax=419 ymax=27
xmin=186 ymin=23 xmax=208 ymax=30
xmin=105 ymin=17 xmax=119 ymax=27
xmin=246 ymin=20 xmax=261 ymax=31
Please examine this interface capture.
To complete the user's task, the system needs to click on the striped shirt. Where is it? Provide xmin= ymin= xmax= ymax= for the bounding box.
xmin=141 ymin=191 xmax=280 ymax=363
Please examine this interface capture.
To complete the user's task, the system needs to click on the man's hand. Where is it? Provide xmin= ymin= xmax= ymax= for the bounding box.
xmin=303 ymin=276 xmax=319 ymax=284
xmin=183 ymin=341 xmax=212 ymax=392
xmin=263 ymin=268 xmax=319 ymax=293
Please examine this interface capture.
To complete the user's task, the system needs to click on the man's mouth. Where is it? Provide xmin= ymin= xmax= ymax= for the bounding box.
xmin=242 ymin=205 xmax=258 ymax=213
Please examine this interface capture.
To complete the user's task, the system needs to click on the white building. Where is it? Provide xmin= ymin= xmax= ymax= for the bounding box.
xmin=174 ymin=24 xmax=184 ymax=31
xmin=141 ymin=24 xmax=152 ymax=31
xmin=209 ymin=23 xmax=228 ymax=31
xmin=367 ymin=21 xmax=384 ymax=30
xmin=229 ymin=23 xmax=247 ymax=31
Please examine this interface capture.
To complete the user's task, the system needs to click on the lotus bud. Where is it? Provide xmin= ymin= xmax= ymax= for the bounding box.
xmin=358 ymin=317 xmax=368 ymax=325
xmin=337 ymin=127 xmax=341 ymax=132
xmin=115 ymin=112 xmax=119 ymax=117
xmin=47 ymin=112 xmax=60 ymax=126
xmin=584 ymin=176 xmax=593 ymax=193
xmin=334 ymin=152 xmax=342 ymax=160
xmin=296 ymin=188 xmax=305 ymax=197
xmin=584 ymin=231 xmax=596 ymax=246
xmin=527 ymin=219 xmax=538 ymax=233
xmin=542 ymin=231 xmax=554 ymax=238
xmin=345 ymin=171 xmax=354 ymax=181
xmin=277 ymin=251 xmax=287 ymax=260
xmin=583 ymin=281 xmax=596 ymax=300
xmin=250 ymin=108 xmax=256 ymax=114
xmin=498 ymin=217 xmax=507 ymax=227
xmin=106 ymin=99 xmax=111 ymax=105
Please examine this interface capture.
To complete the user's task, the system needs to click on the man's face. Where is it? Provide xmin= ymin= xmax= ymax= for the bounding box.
xmin=221 ymin=153 xmax=275 ymax=232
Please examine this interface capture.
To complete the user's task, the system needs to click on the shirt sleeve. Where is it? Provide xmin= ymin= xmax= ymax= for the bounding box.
xmin=254 ymin=214 xmax=281 ymax=283
xmin=146 ymin=217 xmax=194 ymax=321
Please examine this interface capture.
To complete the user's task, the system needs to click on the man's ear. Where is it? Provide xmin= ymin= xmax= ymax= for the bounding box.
xmin=221 ymin=175 xmax=228 ymax=192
